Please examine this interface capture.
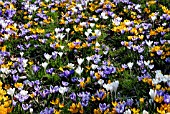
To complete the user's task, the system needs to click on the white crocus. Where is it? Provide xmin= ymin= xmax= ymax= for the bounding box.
xmin=103 ymin=83 xmax=110 ymax=92
xmin=95 ymin=29 xmax=101 ymax=37
xmin=41 ymin=62 xmax=48 ymax=69
xmin=60 ymin=46 xmax=65 ymax=50
xmin=44 ymin=53 xmax=52 ymax=61
xmin=86 ymin=56 xmax=91 ymax=63
xmin=143 ymin=110 xmax=149 ymax=114
xmin=101 ymin=12 xmax=108 ymax=19
xmin=111 ymin=81 xmax=119 ymax=93
xmin=30 ymin=108 xmax=33 ymax=114
xmin=58 ymin=52 xmax=63 ymax=57
xmin=151 ymin=15 xmax=157 ymax=22
xmin=55 ymin=33 xmax=65 ymax=40
xmin=127 ymin=62 xmax=134 ymax=70
xmin=145 ymin=40 xmax=153 ymax=47
xmin=55 ymin=28 xmax=60 ymax=34
xmin=152 ymin=79 xmax=159 ymax=85
xmin=144 ymin=60 xmax=150 ymax=66
xmin=77 ymin=58 xmax=84 ymax=65
xmin=85 ymin=29 xmax=92 ymax=37
xmin=94 ymin=18 xmax=99 ymax=22
xmin=59 ymin=86 xmax=68 ymax=103
xmin=148 ymin=64 xmax=154 ymax=69
xmin=7 ymin=88 xmax=15 ymax=96
xmin=91 ymin=64 xmax=98 ymax=70
xmin=111 ymin=80 xmax=119 ymax=99
xmin=95 ymin=41 xmax=100 ymax=47
xmin=20 ymin=90 xmax=28 ymax=96
xmin=123 ymin=109 xmax=131 ymax=114
xmin=90 ymin=23 xmax=95 ymax=28
xmin=22 ymin=59 xmax=28 ymax=67
xmin=20 ymin=52 xmax=24 ymax=57
xmin=65 ymin=28 xmax=71 ymax=33
xmin=149 ymin=89 xmax=157 ymax=99
xmin=1 ymin=68 xmax=10 ymax=74
xmin=59 ymin=86 xmax=68 ymax=95
xmin=67 ymin=63 xmax=75 ymax=69
xmin=75 ymin=66 xmax=84 ymax=75
xmin=98 ymin=79 xmax=104 ymax=86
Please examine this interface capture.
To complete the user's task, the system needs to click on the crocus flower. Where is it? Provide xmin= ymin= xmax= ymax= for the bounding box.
xmin=71 ymin=77 xmax=78 ymax=83
xmin=13 ymin=75 xmax=19 ymax=82
xmin=127 ymin=62 xmax=134 ymax=70
xmin=143 ymin=110 xmax=149 ymax=114
xmin=46 ymin=68 xmax=54 ymax=74
xmin=149 ymin=89 xmax=157 ymax=99
xmin=98 ymin=79 xmax=104 ymax=86
xmin=7 ymin=88 xmax=15 ymax=96
xmin=103 ymin=83 xmax=110 ymax=92
xmin=62 ymin=81 xmax=69 ymax=86
xmin=50 ymin=85 xmax=59 ymax=93
xmin=40 ymin=107 xmax=54 ymax=114
xmin=111 ymin=80 xmax=119 ymax=99
xmin=77 ymin=58 xmax=84 ymax=65
xmin=32 ymin=65 xmax=40 ymax=73
xmin=58 ymin=52 xmax=63 ymax=58
xmin=41 ymin=62 xmax=48 ymax=69
xmin=22 ymin=103 xmax=32 ymax=110
xmin=59 ymin=86 xmax=68 ymax=95
xmin=20 ymin=52 xmax=24 ymax=57
xmin=145 ymin=40 xmax=153 ymax=47
xmin=81 ymin=99 xmax=89 ymax=107
xmin=44 ymin=53 xmax=52 ymax=61
xmin=52 ymin=51 xmax=58 ymax=59
xmin=69 ymin=92 xmax=76 ymax=102
xmin=123 ymin=109 xmax=131 ymax=114
xmin=115 ymin=102 xmax=126 ymax=113
xmin=99 ymin=103 xmax=109 ymax=112
xmin=164 ymin=94 xmax=170 ymax=104
xmin=126 ymin=98 xmax=134 ymax=106
xmin=96 ymin=90 xmax=105 ymax=99
xmin=75 ymin=66 xmax=84 ymax=75
xmin=67 ymin=63 xmax=75 ymax=69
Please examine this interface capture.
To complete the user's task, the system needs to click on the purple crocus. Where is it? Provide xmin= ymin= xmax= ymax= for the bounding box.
xmin=99 ymin=103 xmax=109 ymax=112
xmin=59 ymin=69 xmax=74 ymax=78
xmin=165 ymin=57 xmax=170 ymax=63
xmin=115 ymin=102 xmax=126 ymax=113
xmin=25 ymin=43 xmax=31 ymax=49
xmin=22 ymin=103 xmax=32 ymax=110
xmin=96 ymin=90 xmax=105 ymax=99
xmin=164 ymin=94 xmax=170 ymax=104
xmin=32 ymin=65 xmax=40 ymax=73
xmin=40 ymin=107 xmax=54 ymax=114
xmin=28 ymin=81 xmax=34 ymax=87
xmin=13 ymin=75 xmax=19 ymax=82
xmin=126 ymin=98 xmax=133 ymax=106
xmin=69 ymin=92 xmax=76 ymax=102
xmin=156 ymin=50 xmax=163 ymax=55
xmin=81 ymin=99 xmax=89 ymax=107
xmin=46 ymin=68 xmax=54 ymax=74
xmin=103 ymin=66 xmax=116 ymax=75
xmin=40 ymin=89 xmax=50 ymax=98
xmin=157 ymin=90 xmax=164 ymax=96
xmin=62 ymin=81 xmax=69 ymax=86
xmin=71 ymin=77 xmax=78 ymax=83
xmin=14 ymin=94 xmax=29 ymax=102
xmin=45 ymin=33 xmax=51 ymax=37
xmin=49 ymin=85 xmax=59 ymax=93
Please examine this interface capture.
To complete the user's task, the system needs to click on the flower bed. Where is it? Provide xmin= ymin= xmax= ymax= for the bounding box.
xmin=0 ymin=0 xmax=170 ymax=113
